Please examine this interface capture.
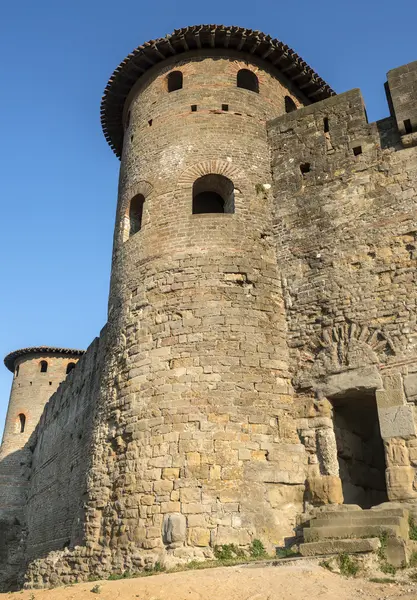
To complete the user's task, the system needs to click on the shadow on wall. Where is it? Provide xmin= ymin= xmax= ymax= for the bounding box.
xmin=0 ymin=429 xmax=37 ymax=592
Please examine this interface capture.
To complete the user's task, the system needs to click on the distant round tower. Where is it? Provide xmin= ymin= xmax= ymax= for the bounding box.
xmin=93 ymin=25 xmax=333 ymax=560
xmin=0 ymin=347 xmax=84 ymax=516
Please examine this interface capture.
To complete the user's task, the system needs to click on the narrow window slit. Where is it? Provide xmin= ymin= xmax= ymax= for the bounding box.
xmin=285 ymin=96 xmax=297 ymax=113
xmin=300 ymin=162 xmax=311 ymax=174
xmin=324 ymin=117 xmax=329 ymax=132
xmin=18 ymin=414 xmax=26 ymax=433
xmin=128 ymin=194 xmax=145 ymax=237
xmin=404 ymin=119 xmax=413 ymax=134
xmin=148 ymin=119 xmax=153 ymax=127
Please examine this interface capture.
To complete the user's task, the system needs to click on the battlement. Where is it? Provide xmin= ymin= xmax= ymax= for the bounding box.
xmin=386 ymin=60 xmax=417 ymax=147
xmin=267 ymin=60 xmax=417 ymax=178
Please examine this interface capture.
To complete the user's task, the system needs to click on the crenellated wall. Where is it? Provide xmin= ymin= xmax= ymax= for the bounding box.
xmin=267 ymin=62 xmax=417 ymax=506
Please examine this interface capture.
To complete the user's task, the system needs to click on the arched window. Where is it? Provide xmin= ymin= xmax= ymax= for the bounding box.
xmin=40 ymin=360 xmax=48 ymax=373
xmin=284 ymin=96 xmax=297 ymax=113
xmin=129 ymin=194 xmax=145 ymax=237
xmin=66 ymin=362 xmax=76 ymax=375
xmin=192 ymin=174 xmax=235 ymax=214
xmin=167 ymin=71 xmax=183 ymax=92
xmin=237 ymin=69 xmax=259 ymax=93
xmin=18 ymin=414 xmax=26 ymax=433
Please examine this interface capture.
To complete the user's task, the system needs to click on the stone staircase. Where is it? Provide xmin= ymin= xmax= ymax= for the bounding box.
xmin=299 ymin=505 xmax=411 ymax=567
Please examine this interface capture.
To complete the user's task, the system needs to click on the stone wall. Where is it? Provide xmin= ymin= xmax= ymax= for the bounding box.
xmin=0 ymin=351 xmax=83 ymax=590
xmin=2 ymin=47 xmax=417 ymax=590
xmin=267 ymin=68 xmax=417 ymax=503
xmin=0 ymin=334 xmax=106 ymax=590
xmin=98 ymin=51 xmax=307 ymax=566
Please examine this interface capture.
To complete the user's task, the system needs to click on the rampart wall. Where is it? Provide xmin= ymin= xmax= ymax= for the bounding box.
xmin=267 ymin=64 xmax=417 ymax=505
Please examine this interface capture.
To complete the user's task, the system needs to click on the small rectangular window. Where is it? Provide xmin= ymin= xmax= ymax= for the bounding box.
xmin=323 ymin=117 xmax=329 ymax=133
xmin=222 ymin=104 xmax=229 ymax=111
xmin=404 ymin=119 xmax=413 ymax=134
xmin=300 ymin=162 xmax=311 ymax=174
xmin=353 ymin=146 xmax=362 ymax=156
xmin=191 ymin=105 xmax=197 ymax=112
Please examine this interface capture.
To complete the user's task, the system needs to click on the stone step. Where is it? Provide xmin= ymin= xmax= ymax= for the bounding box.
xmin=311 ymin=508 xmax=407 ymax=521
xmin=299 ymin=537 xmax=381 ymax=557
xmin=311 ymin=515 xmax=406 ymax=528
xmin=303 ymin=523 xmax=402 ymax=542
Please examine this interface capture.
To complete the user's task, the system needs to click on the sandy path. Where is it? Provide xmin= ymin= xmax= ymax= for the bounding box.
xmin=3 ymin=562 xmax=417 ymax=600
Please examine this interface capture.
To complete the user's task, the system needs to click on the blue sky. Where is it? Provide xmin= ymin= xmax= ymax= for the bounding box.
xmin=0 ymin=0 xmax=416 ymax=437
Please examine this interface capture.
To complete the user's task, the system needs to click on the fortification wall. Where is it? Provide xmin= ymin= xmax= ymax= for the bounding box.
xmin=0 ymin=332 xmax=107 ymax=590
xmin=267 ymin=66 xmax=417 ymax=505
xmin=0 ymin=351 xmax=83 ymax=591
xmin=25 ymin=332 xmax=106 ymax=565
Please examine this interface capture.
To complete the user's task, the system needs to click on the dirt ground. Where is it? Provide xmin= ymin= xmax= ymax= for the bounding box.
xmin=3 ymin=561 xmax=417 ymax=600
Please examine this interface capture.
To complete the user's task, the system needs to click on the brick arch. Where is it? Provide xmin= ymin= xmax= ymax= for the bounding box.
xmin=230 ymin=60 xmax=261 ymax=76
xmin=177 ymin=160 xmax=248 ymax=193
xmin=121 ymin=181 xmax=154 ymax=242
xmin=121 ymin=180 xmax=154 ymax=216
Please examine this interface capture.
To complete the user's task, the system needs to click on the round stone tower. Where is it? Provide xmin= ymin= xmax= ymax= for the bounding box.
xmin=94 ymin=25 xmax=334 ymax=563
xmin=0 ymin=347 xmax=84 ymax=516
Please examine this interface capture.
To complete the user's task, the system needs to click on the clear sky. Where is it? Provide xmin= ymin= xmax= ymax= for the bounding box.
xmin=0 ymin=0 xmax=416 ymax=438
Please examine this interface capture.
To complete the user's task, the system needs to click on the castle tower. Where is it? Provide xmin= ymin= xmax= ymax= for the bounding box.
xmin=91 ymin=25 xmax=335 ymax=559
xmin=0 ymin=347 xmax=84 ymax=589
xmin=1 ymin=347 xmax=84 ymax=518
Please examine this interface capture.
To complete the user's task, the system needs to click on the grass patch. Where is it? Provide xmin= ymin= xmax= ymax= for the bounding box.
xmin=409 ymin=571 xmax=417 ymax=581
xmin=214 ymin=544 xmax=245 ymax=560
xmin=319 ymin=559 xmax=333 ymax=571
xmin=90 ymin=585 xmax=101 ymax=594
xmin=275 ymin=546 xmax=298 ymax=559
xmin=338 ymin=553 xmax=359 ymax=577
xmin=409 ymin=551 xmax=417 ymax=568
xmin=369 ymin=577 xmax=397 ymax=584
xmin=377 ymin=531 xmax=388 ymax=560
xmin=249 ymin=539 xmax=267 ymax=559
xmin=380 ymin=562 xmax=397 ymax=576
xmin=409 ymin=517 xmax=417 ymax=541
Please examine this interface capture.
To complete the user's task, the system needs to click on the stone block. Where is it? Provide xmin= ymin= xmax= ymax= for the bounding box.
xmin=387 ymin=466 xmax=417 ymax=500
xmin=378 ymin=405 xmax=416 ymax=439
xmin=244 ymin=462 xmax=304 ymax=484
xmin=188 ymin=527 xmax=210 ymax=547
xmin=162 ymin=513 xmax=186 ymax=544
xmin=300 ymin=537 xmax=380 ymax=556
xmin=376 ymin=389 xmax=405 ymax=409
xmin=317 ymin=367 xmax=382 ymax=399
xmin=162 ymin=468 xmax=180 ymax=480
xmin=306 ymin=476 xmax=343 ymax=505
xmin=386 ymin=537 xmax=409 ymax=567
xmin=161 ymin=501 xmax=181 ymax=513
xmin=179 ymin=487 xmax=202 ymax=503
xmin=404 ymin=374 xmax=417 ymax=401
